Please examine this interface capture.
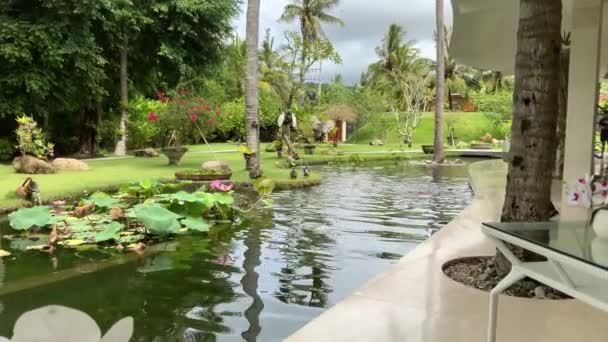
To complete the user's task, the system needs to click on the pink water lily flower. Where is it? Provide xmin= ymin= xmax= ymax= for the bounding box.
xmin=209 ymin=180 xmax=233 ymax=192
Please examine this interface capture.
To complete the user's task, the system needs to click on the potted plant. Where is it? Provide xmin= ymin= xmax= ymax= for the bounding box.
xmin=421 ymin=145 xmax=434 ymax=154
xmin=152 ymin=90 xmax=219 ymax=166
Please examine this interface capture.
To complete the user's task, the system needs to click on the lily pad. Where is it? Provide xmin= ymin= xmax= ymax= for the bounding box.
xmin=181 ymin=216 xmax=211 ymax=232
xmin=212 ymin=192 xmax=234 ymax=206
xmin=0 ymin=249 xmax=11 ymax=257
xmin=60 ymin=239 xmax=87 ymax=246
xmin=117 ymin=234 xmax=145 ymax=244
xmin=94 ymin=222 xmax=124 ymax=243
xmin=133 ymin=204 xmax=182 ymax=235
xmin=66 ymin=219 xmax=94 ymax=232
xmin=8 ymin=206 xmax=53 ymax=230
xmin=86 ymin=192 xmax=120 ymax=209
xmin=9 ymin=236 xmax=49 ymax=251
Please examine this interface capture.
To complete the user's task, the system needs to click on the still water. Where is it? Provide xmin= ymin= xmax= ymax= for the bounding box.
xmin=0 ymin=161 xmax=472 ymax=341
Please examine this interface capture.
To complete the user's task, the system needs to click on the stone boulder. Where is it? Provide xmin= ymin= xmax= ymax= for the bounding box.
xmin=134 ymin=148 xmax=159 ymax=157
xmin=51 ymin=158 xmax=90 ymax=171
xmin=13 ymin=156 xmax=56 ymax=174
xmin=369 ymin=139 xmax=384 ymax=146
xmin=201 ymin=160 xmax=232 ymax=174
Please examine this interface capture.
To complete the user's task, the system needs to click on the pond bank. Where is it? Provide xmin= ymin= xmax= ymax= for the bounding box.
xmin=287 ymin=159 xmax=608 ymax=342
xmin=0 ymin=147 xmax=426 ymax=214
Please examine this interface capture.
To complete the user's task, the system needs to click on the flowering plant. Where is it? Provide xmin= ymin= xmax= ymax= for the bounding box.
xmin=151 ymin=90 xmax=219 ymax=147
xmin=567 ymin=174 xmax=608 ymax=208
xmin=209 ymin=180 xmax=234 ymax=192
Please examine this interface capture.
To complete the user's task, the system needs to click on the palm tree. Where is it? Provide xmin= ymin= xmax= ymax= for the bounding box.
xmin=367 ymin=24 xmax=425 ymax=90
xmin=244 ymin=0 xmax=262 ymax=178
xmin=280 ymin=0 xmax=344 ymax=85
xmin=280 ymin=0 xmax=344 ymax=43
xmin=433 ymin=0 xmax=446 ymax=163
xmin=497 ymin=0 xmax=562 ymax=274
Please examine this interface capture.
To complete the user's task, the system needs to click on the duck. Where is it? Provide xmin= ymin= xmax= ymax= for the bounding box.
xmin=290 ymin=167 xmax=298 ymax=179
xmin=303 ymin=164 xmax=310 ymax=177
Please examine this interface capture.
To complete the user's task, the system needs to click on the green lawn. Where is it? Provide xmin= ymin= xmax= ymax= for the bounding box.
xmin=349 ymin=112 xmax=502 ymax=145
xmin=0 ymin=143 xmax=415 ymax=211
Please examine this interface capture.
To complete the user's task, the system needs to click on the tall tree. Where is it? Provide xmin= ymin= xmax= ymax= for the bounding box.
xmin=280 ymin=0 xmax=344 ymax=87
xmin=244 ymin=0 xmax=262 ymax=178
xmin=497 ymin=0 xmax=562 ymax=274
xmin=433 ymin=0 xmax=446 ymax=163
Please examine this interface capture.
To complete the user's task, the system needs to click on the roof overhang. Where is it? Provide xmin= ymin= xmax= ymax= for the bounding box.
xmin=450 ymin=0 xmax=608 ymax=75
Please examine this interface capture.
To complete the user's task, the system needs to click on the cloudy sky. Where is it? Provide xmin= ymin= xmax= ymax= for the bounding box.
xmin=234 ymin=0 xmax=453 ymax=85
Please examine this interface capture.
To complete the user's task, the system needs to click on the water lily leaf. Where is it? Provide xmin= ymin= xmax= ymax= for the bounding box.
xmin=94 ymin=222 xmax=124 ymax=243
xmin=60 ymin=239 xmax=87 ymax=246
xmin=133 ymin=204 xmax=182 ymax=235
xmin=181 ymin=216 xmax=211 ymax=232
xmin=86 ymin=192 xmax=119 ymax=209
xmin=118 ymin=234 xmax=145 ymax=244
xmin=0 ymin=249 xmax=11 ymax=257
xmin=49 ymin=215 xmax=68 ymax=225
xmin=67 ymin=220 xmax=94 ymax=232
xmin=10 ymin=236 xmax=49 ymax=251
xmin=212 ymin=192 xmax=234 ymax=205
xmin=8 ymin=206 xmax=53 ymax=230
xmin=253 ymin=177 xmax=275 ymax=196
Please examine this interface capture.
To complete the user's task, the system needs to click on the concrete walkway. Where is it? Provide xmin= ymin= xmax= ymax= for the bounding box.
xmin=287 ymin=160 xmax=608 ymax=342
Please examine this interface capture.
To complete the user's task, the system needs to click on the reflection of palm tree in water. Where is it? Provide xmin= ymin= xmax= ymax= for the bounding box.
xmin=240 ymin=222 xmax=264 ymax=341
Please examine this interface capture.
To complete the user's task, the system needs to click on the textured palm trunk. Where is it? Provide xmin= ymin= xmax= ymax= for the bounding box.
xmin=497 ymin=0 xmax=562 ymax=274
xmin=244 ymin=0 xmax=262 ymax=178
xmin=553 ymin=47 xmax=570 ymax=179
xmin=434 ymin=0 xmax=446 ymax=163
xmin=114 ymin=33 xmax=129 ymax=156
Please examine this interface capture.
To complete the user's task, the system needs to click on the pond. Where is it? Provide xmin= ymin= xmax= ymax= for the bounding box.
xmin=0 ymin=161 xmax=473 ymax=341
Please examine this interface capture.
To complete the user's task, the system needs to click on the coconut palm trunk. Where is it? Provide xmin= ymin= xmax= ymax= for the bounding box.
xmin=554 ymin=45 xmax=570 ymax=179
xmin=496 ymin=0 xmax=562 ymax=274
xmin=114 ymin=33 xmax=129 ymax=156
xmin=244 ymin=0 xmax=262 ymax=178
xmin=433 ymin=0 xmax=446 ymax=163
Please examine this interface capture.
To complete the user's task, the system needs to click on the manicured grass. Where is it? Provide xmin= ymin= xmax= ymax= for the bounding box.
xmin=350 ymin=112 xmax=500 ymax=145
xmin=0 ymin=143 xmax=412 ymax=211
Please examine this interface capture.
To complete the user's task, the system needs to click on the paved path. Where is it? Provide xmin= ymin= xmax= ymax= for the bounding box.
xmin=288 ymin=160 xmax=608 ymax=342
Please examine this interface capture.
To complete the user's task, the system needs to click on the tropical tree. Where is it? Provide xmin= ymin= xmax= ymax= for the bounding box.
xmin=497 ymin=0 xmax=562 ymax=274
xmin=434 ymin=0 xmax=446 ymax=163
xmin=280 ymin=0 xmax=344 ymax=85
xmin=244 ymin=0 xmax=262 ymax=178
xmin=367 ymin=25 xmax=424 ymax=88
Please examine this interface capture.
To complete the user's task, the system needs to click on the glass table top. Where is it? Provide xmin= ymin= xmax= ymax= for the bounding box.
xmin=483 ymin=221 xmax=608 ymax=271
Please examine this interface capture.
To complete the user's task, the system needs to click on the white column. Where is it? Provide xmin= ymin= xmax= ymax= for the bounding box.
xmin=561 ymin=1 xmax=605 ymax=220
xmin=342 ymin=121 xmax=347 ymax=142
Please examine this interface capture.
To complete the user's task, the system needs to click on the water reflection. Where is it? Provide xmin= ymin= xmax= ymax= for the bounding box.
xmin=0 ymin=161 xmax=472 ymax=341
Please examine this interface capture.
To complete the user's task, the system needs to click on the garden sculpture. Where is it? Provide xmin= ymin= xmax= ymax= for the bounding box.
xmin=290 ymin=167 xmax=298 ymax=179
xmin=277 ymin=111 xmax=299 ymax=159
xmin=16 ymin=177 xmax=41 ymax=205
xmin=303 ymin=164 xmax=311 ymax=177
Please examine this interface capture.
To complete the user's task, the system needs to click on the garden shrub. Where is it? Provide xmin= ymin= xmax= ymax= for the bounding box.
xmin=0 ymin=138 xmax=15 ymax=161
xmin=470 ymin=91 xmax=513 ymax=131
xmin=127 ymin=97 xmax=164 ymax=150
xmin=15 ymin=115 xmax=54 ymax=159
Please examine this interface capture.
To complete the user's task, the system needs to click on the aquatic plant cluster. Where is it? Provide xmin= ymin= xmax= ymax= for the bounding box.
xmin=3 ymin=178 xmax=272 ymax=256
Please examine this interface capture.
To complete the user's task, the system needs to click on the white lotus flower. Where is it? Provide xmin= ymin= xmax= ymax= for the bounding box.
xmin=1 ymin=305 xmax=133 ymax=342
